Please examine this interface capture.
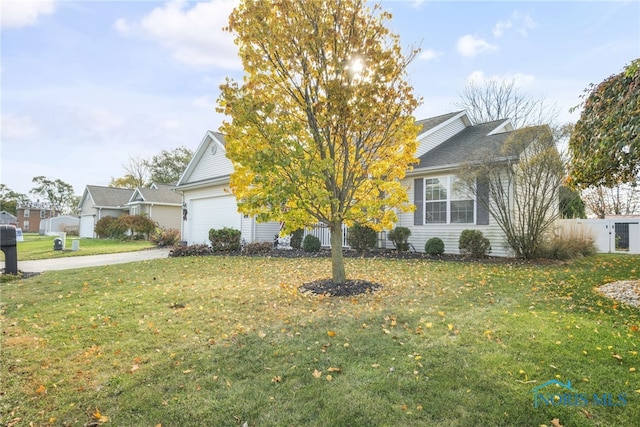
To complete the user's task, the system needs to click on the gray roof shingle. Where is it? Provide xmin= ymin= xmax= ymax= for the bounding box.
xmin=86 ymin=186 xmax=134 ymax=207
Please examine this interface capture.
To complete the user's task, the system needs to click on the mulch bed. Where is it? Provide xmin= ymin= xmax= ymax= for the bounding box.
xmin=299 ymin=278 xmax=383 ymax=297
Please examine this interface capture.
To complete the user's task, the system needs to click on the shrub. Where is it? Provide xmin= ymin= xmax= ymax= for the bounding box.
xmin=151 ymin=227 xmax=181 ymax=247
xmin=209 ymin=227 xmax=242 ymax=252
xmin=425 ymin=237 xmax=445 ymax=255
xmin=290 ymin=229 xmax=304 ymax=250
xmin=540 ymin=225 xmax=596 ymax=260
xmin=388 ymin=226 xmax=411 ymax=252
xmin=347 ymin=224 xmax=377 ymax=254
xmin=94 ymin=216 xmax=127 ymax=239
xmin=459 ymin=229 xmax=491 ymax=258
xmin=302 ymin=234 xmax=321 ymax=252
xmin=127 ymin=214 xmax=157 ymax=240
xmin=169 ymin=244 xmax=212 ymax=257
xmin=244 ymin=241 xmax=273 ymax=255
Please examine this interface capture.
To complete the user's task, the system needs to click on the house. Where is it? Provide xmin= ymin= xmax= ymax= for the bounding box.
xmin=0 ymin=211 xmax=18 ymax=225
xmin=78 ymin=186 xmax=134 ymax=238
xmin=39 ymin=215 xmax=80 ymax=235
xmin=78 ymin=184 xmax=183 ymax=238
xmin=175 ymin=111 xmax=548 ymax=256
xmin=126 ymin=183 xmax=182 ymax=231
xmin=16 ymin=203 xmax=56 ymax=233
xmin=175 ymin=131 xmax=283 ymax=246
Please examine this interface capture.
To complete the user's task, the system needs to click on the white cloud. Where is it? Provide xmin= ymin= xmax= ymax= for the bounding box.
xmin=466 ymin=70 xmax=535 ymax=87
xmin=0 ymin=114 xmax=39 ymax=139
xmin=420 ymin=48 xmax=443 ymax=62
xmin=116 ymin=0 xmax=240 ymax=70
xmin=456 ymin=35 xmax=498 ymax=57
xmin=0 ymin=0 xmax=55 ymax=29
xmin=493 ymin=12 xmax=538 ymax=39
xmin=492 ymin=20 xmax=512 ymax=38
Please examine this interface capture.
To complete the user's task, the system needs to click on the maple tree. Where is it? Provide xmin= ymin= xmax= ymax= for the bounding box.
xmin=218 ymin=0 xmax=421 ymax=283
xmin=569 ymin=58 xmax=639 ymax=188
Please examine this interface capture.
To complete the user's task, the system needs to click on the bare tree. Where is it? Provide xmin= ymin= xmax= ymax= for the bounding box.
xmin=582 ymin=183 xmax=640 ymax=218
xmin=457 ymin=126 xmax=564 ymax=258
xmin=109 ymin=156 xmax=149 ymax=189
xmin=454 ymin=79 xmax=559 ymax=128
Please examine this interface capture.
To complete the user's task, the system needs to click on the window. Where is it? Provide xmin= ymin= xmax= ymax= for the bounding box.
xmin=424 ymin=176 xmax=474 ymax=224
xmin=23 ymin=220 xmax=29 ymax=231
xmin=40 ymin=210 xmax=47 ymax=219
xmin=24 ymin=209 xmax=30 ymax=218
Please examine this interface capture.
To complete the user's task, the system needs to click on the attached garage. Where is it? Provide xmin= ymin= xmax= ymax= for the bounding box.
xmin=187 ymin=195 xmax=241 ymax=245
xmin=79 ymin=215 xmax=96 ymax=238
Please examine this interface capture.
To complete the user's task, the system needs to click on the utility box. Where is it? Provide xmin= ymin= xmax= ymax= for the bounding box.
xmin=71 ymin=239 xmax=80 ymax=251
xmin=1 ymin=224 xmax=18 ymax=275
xmin=53 ymin=238 xmax=63 ymax=251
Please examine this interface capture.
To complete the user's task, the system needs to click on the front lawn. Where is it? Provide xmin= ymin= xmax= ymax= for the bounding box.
xmin=1 ymin=233 xmax=155 ymax=261
xmin=1 ymin=254 xmax=638 ymax=426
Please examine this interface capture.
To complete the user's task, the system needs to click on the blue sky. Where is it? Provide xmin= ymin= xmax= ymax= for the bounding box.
xmin=1 ymin=0 xmax=638 ymax=196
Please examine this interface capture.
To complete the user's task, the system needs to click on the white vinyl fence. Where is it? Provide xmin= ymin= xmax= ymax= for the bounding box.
xmin=555 ymin=219 xmax=640 ymax=254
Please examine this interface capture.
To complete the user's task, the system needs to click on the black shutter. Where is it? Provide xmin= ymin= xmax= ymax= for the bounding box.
xmin=476 ymin=177 xmax=490 ymax=225
xmin=414 ymin=178 xmax=424 ymax=225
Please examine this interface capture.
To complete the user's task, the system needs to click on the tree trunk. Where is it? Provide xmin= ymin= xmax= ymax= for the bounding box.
xmin=329 ymin=222 xmax=346 ymax=284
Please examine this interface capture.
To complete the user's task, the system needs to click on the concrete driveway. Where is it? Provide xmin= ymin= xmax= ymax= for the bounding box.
xmin=1 ymin=248 xmax=171 ymax=273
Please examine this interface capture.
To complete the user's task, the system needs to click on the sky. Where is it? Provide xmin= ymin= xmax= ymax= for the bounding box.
xmin=1 ymin=0 xmax=639 ymax=197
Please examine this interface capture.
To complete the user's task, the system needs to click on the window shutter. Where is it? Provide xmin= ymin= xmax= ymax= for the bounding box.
xmin=476 ymin=177 xmax=490 ymax=225
xmin=414 ymin=178 xmax=423 ymax=225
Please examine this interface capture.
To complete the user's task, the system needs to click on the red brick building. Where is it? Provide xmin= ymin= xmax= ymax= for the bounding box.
xmin=16 ymin=203 xmax=56 ymax=232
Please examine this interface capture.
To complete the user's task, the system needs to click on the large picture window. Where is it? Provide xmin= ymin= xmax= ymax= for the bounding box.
xmin=424 ymin=176 xmax=474 ymax=224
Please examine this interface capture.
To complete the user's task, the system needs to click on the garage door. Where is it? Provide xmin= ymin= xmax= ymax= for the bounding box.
xmin=79 ymin=215 xmax=95 ymax=238
xmin=189 ymin=196 xmax=241 ymax=244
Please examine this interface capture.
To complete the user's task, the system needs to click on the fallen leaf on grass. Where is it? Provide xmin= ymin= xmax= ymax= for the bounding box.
xmin=327 ymin=330 xmax=336 ymax=337
xmin=93 ymin=408 xmax=109 ymax=423
xmin=130 ymin=364 xmax=139 ymax=373
xmin=35 ymin=384 xmax=46 ymax=394
xmin=327 ymin=367 xmax=342 ymax=373
xmin=612 ymin=353 xmax=623 ymax=361
xmin=312 ymin=369 xmax=322 ymax=378
xmin=550 ymin=418 xmax=563 ymax=427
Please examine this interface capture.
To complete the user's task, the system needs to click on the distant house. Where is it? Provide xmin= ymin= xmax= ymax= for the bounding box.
xmin=78 ymin=186 xmax=134 ymax=238
xmin=175 ymin=111 xmax=556 ymax=256
xmin=39 ymin=215 xmax=80 ymax=235
xmin=77 ymin=184 xmax=182 ymax=238
xmin=16 ymin=203 xmax=56 ymax=233
xmin=126 ymin=183 xmax=182 ymax=231
xmin=0 ymin=211 xmax=18 ymax=225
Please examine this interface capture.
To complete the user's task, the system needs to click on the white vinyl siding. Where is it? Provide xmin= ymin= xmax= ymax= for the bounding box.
xmin=400 ymin=176 xmax=512 ymax=257
xmin=186 ymin=140 xmax=233 ymax=184
xmin=416 ymin=117 xmax=467 ymax=157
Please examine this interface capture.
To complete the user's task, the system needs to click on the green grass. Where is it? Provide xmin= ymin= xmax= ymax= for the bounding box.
xmin=1 ymin=233 xmax=155 ymax=261
xmin=1 ymin=254 xmax=639 ymax=426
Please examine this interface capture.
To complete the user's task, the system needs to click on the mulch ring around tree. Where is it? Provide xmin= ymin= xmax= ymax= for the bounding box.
xmin=299 ymin=278 xmax=383 ymax=297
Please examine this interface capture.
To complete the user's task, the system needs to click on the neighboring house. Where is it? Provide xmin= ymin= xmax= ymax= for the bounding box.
xmin=0 ymin=211 xmax=18 ymax=225
xmin=176 ymin=111 xmax=551 ymax=256
xmin=39 ymin=215 xmax=80 ymax=235
xmin=16 ymin=203 xmax=56 ymax=233
xmin=78 ymin=186 xmax=134 ymax=238
xmin=78 ymin=184 xmax=183 ymax=238
xmin=126 ymin=183 xmax=182 ymax=231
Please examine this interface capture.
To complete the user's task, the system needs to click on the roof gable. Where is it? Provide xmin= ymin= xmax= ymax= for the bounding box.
xmin=81 ymin=185 xmax=134 ymax=209
xmin=128 ymin=186 xmax=181 ymax=205
xmin=176 ymin=131 xmax=233 ymax=189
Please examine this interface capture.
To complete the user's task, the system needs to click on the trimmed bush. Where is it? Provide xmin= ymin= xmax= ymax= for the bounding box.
xmin=347 ymin=224 xmax=377 ymax=254
xmin=302 ymin=234 xmax=321 ymax=252
xmin=388 ymin=226 xmax=411 ymax=252
xmin=244 ymin=241 xmax=273 ymax=255
xmin=209 ymin=227 xmax=242 ymax=252
xmin=290 ymin=229 xmax=304 ymax=250
xmin=425 ymin=237 xmax=445 ymax=255
xmin=459 ymin=229 xmax=491 ymax=258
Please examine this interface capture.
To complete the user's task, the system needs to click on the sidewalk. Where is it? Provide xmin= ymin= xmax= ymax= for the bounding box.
xmin=1 ymin=248 xmax=171 ymax=273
